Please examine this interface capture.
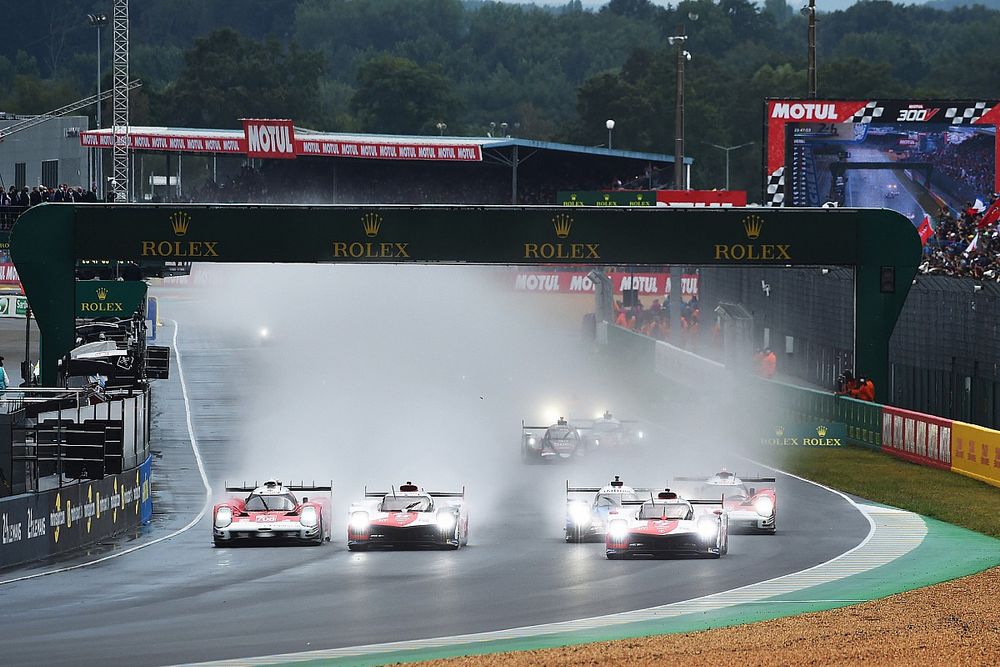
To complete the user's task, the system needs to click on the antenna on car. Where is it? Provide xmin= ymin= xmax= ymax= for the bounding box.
xmin=391 ymin=485 xmax=396 ymax=498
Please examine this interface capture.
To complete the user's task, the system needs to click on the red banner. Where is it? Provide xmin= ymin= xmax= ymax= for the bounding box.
xmin=881 ymin=405 xmax=952 ymax=470
xmin=297 ymin=139 xmax=480 ymax=161
xmin=512 ymin=271 xmax=698 ymax=296
xmin=81 ymin=132 xmax=245 ymax=153
xmin=656 ymin=190 xmax=746 ymax=207
xmin=0 ymin=262 xmax=21 ymax=285
xmin=242 ymin=118 xmax=296 ymax=159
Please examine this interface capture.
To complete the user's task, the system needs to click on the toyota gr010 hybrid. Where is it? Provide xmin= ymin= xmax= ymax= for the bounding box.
xmin=675 ymin=470 xmax=776 ymax=534
xmin=565 ymin=475 xmax=657 ymax=542
xmin=605 ymin=490 xmax=728 ymax=559
xmin=521 ymin=418 xmax=591 ymax=463
xmin=347 ymin=482 xmax=468 ymax=550
xmin=577 ymin=411 xmax=646 ymax=450
xmin=213 ymin=480 xmax=332 ymax=546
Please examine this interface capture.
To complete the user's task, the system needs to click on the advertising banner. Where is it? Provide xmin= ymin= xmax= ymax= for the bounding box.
xmin=0 ymin=262 xmax=20 ymax=285
xmin=512 ymin=271 xmax=699 ymax=297
xmin=76 ymin=280 xmax=148 ymax=318
xmin=0 ymin=455 xmax=151 ymax=568
xmin=656 ymin=190 xmax=747 ymax=207
xmin=760 ymin=422 xmax=846 ymax=447
xmin=951 ymin=421 xmax=1000 ymax=488
xmin=0 ymin=294 xmax=28 ymax=319
xmin=881 ymin=405 xmax=952 ymax=469
xmin=242 ymin=118 xmax=296 ymax=159
xmin=558 ymin=191 xmax=658 ymax=206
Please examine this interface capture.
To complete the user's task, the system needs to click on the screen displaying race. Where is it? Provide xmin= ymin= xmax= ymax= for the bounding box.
xmin=764 ymin=99 xmax=1000 ymax=222
xmin=789 ymin=122 xmax=996 ymax=222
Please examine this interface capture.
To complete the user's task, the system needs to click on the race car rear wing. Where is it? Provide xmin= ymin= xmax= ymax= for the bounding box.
xmin=566 ymin=482 xmax=658 ymax=495
xmin=364 ymin=486 xmax=466 ymax=498
xmin=674 ymin=476 xmax=776 ymax=484
xmin=224 ymin=481 xmax=333 ymax=493
xmin=521 ymin=420 xmax=549 ymax=432
xmin=619 ymin=495 xmax=726 ymax=506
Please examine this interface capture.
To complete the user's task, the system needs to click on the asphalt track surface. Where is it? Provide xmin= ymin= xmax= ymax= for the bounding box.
xmin=0 ymin=294 xmax=870 ymax=666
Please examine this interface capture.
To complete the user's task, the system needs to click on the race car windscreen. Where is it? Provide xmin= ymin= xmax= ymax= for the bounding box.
xmin=381 ymin=496 xmax=432 ymax=512
xmin=638 ymin=503 xmax=692 ymax=520
xmin=245 ymin=494 xmax=297 ymax=511
xmin=596 ymin=493 xmax=640 ymax=507
xmin=548 ymin=427 xmax=577 ymax=440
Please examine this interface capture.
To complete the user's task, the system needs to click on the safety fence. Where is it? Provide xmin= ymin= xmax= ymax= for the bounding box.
xmin=602 ymin=323 xmax=1000 ymax=490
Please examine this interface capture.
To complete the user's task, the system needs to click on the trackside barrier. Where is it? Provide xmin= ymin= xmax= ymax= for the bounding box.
xmin=601 ymin=323 xmax=1000 ymax=487
xmin=0 ymin=454 xmax=152 ymax=568
xmin=881 ymin=405 xmax=951 ymax=470
xmin=950 ymin=422 xmax=1000 ymax=489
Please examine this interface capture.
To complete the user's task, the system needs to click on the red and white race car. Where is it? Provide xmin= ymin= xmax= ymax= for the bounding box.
xmin=212 ymin=479 xmax=332 ymax=546
xmin=605 ymin=490 xmax=728 ymax=559
xmin=347 ymin=482 xmax=468 ymax=550
xmin=675 ymin=470 xmax=776 ymax=534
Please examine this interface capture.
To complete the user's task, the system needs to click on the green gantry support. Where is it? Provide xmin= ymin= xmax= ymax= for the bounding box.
xmin=11 ymin=204 xmax=920 ymax=400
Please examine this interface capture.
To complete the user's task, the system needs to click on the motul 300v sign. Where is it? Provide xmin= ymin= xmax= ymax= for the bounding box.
xmin=242 ymin=118 xmax=296 ymax=159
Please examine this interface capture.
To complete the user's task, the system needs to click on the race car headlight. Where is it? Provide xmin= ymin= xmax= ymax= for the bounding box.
xmin=754 ymin=496 xmax=774 ymax=517
xmin=527 ymin=436 xmax=536 ymax=446
xmin=214 ymin=506 xmax=232 ymax=528
xmin=258 ymin=327 xmax=270 ymax=339
xmin=568 ymin=501 xmax=591 ymax=526
xmin=436 ymin=512 xmax=457 ymax=532
xmin=350 ymin=511 xmax=370 ymax=531
xmin=608 ymin=519 xmax=629 ymax=540
xmin=637 ymin=430 xmax=644 ymax=439
xmin=299 ymin=506 xmax=318 ymax=528
xmin=697 ymin=517 xmax=719 ymax=540
xmin=593 ymin=438 xmax=600 ymax=447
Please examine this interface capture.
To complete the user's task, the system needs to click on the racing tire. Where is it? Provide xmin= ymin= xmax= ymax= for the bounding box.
xmin=459 ymin=524 xmax=468 ymax=547
xmin=606 ymin=552 xmax=625 ymax=560
xmin=348 ymin=543 xmax=368 ymax=552
xmin=565 ymin=527 xmax=585 ymax=543
xmin=213 ymin=539 xmax=225 ymax=548
xmin=720 ymin=536 xmax=729 ymax=556
xmin=309 ymin=522 xmax=325 ymax=546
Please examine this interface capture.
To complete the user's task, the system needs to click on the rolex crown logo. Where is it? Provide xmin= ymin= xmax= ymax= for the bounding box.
xmin=570 ymin=193 xmax=578 ymax=201
xmin=170 ymin=211 xmax=191 ymax=236
xmin=96 ymin=287 xmax=109 ymax=301
xmin=775 ymin=425 xmax=785 ymax=437
xmin=552 ymin=213 xmax=573 ymax=239
xmin=816 ymin=425 xmax=828 ymax=437
xmin=362 ymin=212 xmax=382 ymax=238
xmin=636 ymin=194 xmax=643 ymax=201
xmin=603 ymin=193 xmax=610 ymax=201
xmin=742 ymin=214 xmax=763 ymax=240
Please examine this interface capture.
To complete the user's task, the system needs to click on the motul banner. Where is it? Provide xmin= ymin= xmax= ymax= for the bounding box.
xmin=657 ymin=190 xmax=747 ymax=207
xmin=297 ymin=139 xmax=480 ymax=161
xmin=81 ymin=131 xmax=245 ymax=153
xmin=881 ymin=405 xmax=952 ymax=470
xmin=512 ymin=271 xmax=698 ymax=296
xmin=0 ymin=262 xmax=20 ymax=285
xmin=243 ymin=118 xmax=296 ymax=159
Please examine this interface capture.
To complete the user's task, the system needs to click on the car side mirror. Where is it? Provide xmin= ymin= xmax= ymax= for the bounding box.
xmin=749 ymin=488 xmax=756 ymax=496
xmin=302 ymin=497 xmax=308 ymax=503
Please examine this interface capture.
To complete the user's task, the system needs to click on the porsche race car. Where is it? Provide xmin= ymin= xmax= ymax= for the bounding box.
xmin=212 ymin=479 xmax=333 ymax=546
xmin=675 ymin=470 xmax=776 ymax=534
xmin=565 ymin=475 xmax=656 ymax=542
xmin=348 ymin=482 xmax=468 ymax=550
xmin=521 ymin=418 xmax=590 ymax=463
xmin=605 ymin=490 xmax=728 ymax=559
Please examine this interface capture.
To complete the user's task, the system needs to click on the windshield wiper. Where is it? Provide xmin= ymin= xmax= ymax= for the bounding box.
xmin=404 ymin=501 xmax=422 ymax=511
xmin=258 ymin=496 xmax=270 ymax=511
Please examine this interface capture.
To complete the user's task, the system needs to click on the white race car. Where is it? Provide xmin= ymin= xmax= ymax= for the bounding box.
xmin=565 ymin=475 xmax=655 ymax=542
xmin=577 ymin=411 xmax=645 ymax=450
xmin=212 ymin=480 xmax=333 ymax=546
xmin=605 ymin=490 xmax=728 ymax=559
xmin=347 ymin=482 xmax=468 ymax=550
xmin=675 ymin=470 xmax=776 ymax=534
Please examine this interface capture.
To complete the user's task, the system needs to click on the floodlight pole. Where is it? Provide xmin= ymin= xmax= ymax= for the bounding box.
xmin=807 ymin=0 xmax=817 ymax=98
xmin=670 ymin=26 xmax=688 ymax=191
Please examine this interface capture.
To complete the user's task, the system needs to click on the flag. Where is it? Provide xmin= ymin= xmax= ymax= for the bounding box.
xmin=979 ymin=199 xmax=1000 ymax=229
xmin=917 ymin=215 xmax=934 ymax=246
xmin=965 ymin=232 xmax=979 ymax=255
xmin=973 ymin=198 xmax=986 ymax=212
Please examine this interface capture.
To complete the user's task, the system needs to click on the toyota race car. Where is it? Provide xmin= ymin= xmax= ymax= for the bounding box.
xmin=885 ymin=183 xmax=900 ymax=198
xmin=675 ymin=470 xmax=776 ymax=534
xmin=565 ymin=476 xmax=656 ymax=542
xmin=213 ymin=480 xmax=332 ymax=546
xmin=521 ymin=418 xmax=590 ymax=463
xmin=605 ymin=490 xmax=729 ymax=559
xmin=348 ymin=482 xmax=468 ymax=550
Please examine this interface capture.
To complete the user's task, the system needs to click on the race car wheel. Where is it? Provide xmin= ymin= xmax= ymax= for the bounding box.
xmin=213 ymin=539 xmax=225 ymax=548
xmin=348 ymin=543 xmax=368 ymax=552
xmin=459 ymin=521 xmax=468 ymax=547
xmin=310 ymin=521 xmax=325 ymax=546
xmin=606 ymin=552 xmax=625 ymax=560
xmin=720 ymin=535 xmax=729 ymax=556
xmin=565 ymin=527 xmax=585 ymax=543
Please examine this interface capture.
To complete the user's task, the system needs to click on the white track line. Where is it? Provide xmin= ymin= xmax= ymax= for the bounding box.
xmin=0 ymin=319 xmax=211 ymax=586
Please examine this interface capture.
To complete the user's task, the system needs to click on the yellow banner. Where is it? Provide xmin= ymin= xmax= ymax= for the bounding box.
xmin=951 ymin=421 xmax=1000 ymax=488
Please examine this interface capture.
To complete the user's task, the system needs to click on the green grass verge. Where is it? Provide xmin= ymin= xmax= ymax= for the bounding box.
xmin=757 ymin=443 xmax=1000 ymax=538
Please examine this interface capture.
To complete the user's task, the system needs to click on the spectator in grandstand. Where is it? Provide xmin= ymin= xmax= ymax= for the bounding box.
xmin=0 ymin=188 xmax=9 ymax=207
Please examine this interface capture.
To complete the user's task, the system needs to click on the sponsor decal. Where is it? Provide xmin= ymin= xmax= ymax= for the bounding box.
xmin=0 ymin=262 xmax=20 ymax=285
xmin=332 ymin=213 xmax=411 ymax=259
xmin=256 ymin=514 xmax=278 ymax=522
xmin=140 ymin=212 xmax=219 ymax=258
xmin=770 ymin=102 xmax=839 ymax=121
xmin=762 ymin=423 xmax=845 ymax=446
xmin=523 ymin=214 xmax=600 ymax=260
xmin=714 ymin=215 xmax=791 ymax=262
xmin=511 ymin=271 xmax=699 ymax=296
xmin=2 ymin=511 xmax=23 ymax=544
xmin=243 ymin=118 xmax=296 ymax=159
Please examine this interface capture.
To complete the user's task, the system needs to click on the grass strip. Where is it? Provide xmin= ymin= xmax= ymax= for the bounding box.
xmin=755 ymin=443 xmax=1000 ymax=538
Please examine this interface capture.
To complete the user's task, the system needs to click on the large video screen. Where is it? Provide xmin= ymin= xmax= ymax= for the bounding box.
xmin=765 ymin=100 xmax=1000 ymax=223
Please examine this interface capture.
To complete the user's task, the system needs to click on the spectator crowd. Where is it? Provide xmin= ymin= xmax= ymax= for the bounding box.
xmin=613 ymin=296 xmax=703 ymax=349
xmin=921 ymin=195 xmax=1000 ymax=280
xmin=0 ymin=183 xmax=99 ymax=207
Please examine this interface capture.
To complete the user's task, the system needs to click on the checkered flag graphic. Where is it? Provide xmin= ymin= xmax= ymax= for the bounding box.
xmin=944 ymin=102 xmax=991 ymax=125
xmin=848 ymin=101 xmax=884 ymax=124
xmin=765 ymin=168 xmax=784 ymax=207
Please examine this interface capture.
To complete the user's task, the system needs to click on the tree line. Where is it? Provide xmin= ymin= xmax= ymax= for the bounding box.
xmin=2 ymin=0 xmax=999 ymax=194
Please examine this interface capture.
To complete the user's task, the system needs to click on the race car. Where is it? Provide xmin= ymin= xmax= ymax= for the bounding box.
xmin=577 ymin=411 xmax=645 ymax=450
xmin=520 ymin=418 xmax=590 ymax=463
xmin=212 ymin=479 xmax=333 ymax=546
xmin=605 ymin=490 xmax=728 ymax=559
xmin=675 ymin=470 xmax=776 ymax=534
xmin=347 ymin=482 xmax=468 ymax=550
xmin=885 ymin=183 xmax=900 ymax=199
xmin=565 ymin=475 xmax=655 ymax=542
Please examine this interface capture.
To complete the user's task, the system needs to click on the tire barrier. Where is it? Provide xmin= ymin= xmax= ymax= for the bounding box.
xmin=0 ymin=455 xmax=151 ymax=568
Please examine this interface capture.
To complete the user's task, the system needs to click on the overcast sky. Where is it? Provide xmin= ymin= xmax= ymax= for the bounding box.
xmin=498 ymin=0 xmax=934 ymax=14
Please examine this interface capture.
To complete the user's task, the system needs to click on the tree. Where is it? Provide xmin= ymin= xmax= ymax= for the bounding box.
xmin=350 ymin=54 xmax=457 ymax=134
xmin=158 ymin=28 xmax=325 ymax=128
